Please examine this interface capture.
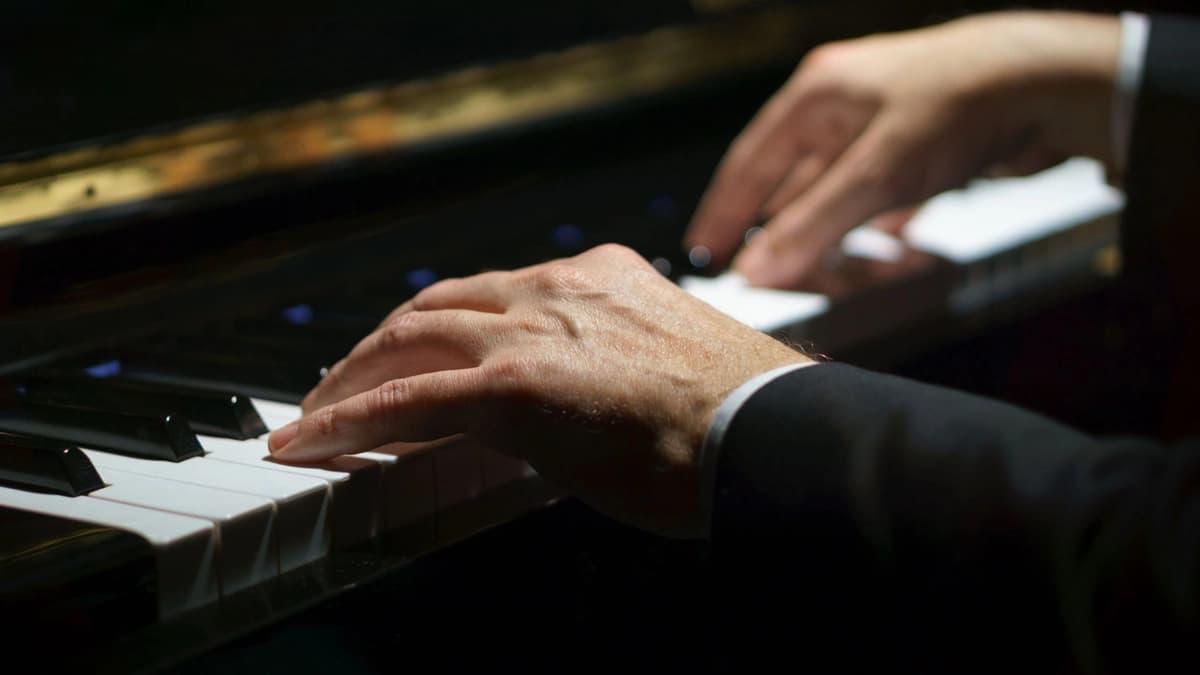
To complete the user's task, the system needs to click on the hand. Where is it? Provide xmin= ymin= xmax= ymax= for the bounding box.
xmin=268 ymin=244 xmax=809 ymax=535
xmin=685 ymin=11 xmax=1120 ymax=288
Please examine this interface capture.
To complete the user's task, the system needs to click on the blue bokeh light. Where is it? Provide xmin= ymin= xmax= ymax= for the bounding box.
xmin=551 ymin=224 xmax=585 ymax=250
xmin=406 ymin=268 xmax=438 ymax=290
xmin=85 ymin=360 xmax=122 ymax=378
xmin=282 ymin=304 xmax=315 ymax=325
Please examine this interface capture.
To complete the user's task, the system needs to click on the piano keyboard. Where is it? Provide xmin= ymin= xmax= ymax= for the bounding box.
xmin=0 ymin=378 xmax=545 ymax=621
xmin=0 ymin=157 xmax=1122 ymax=658
xmin=681 ymin=157 xmax=1123 ymax=334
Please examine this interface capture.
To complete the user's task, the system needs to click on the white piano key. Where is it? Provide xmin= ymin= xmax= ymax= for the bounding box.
xmin=0 ymin=485 xmax=217 ymax=617
xmin=201 ymin=434 xmax=382 ymax=548
xmin=370 ymin=437 xmax=478 ymax=544
xmin=355 ymin=446 xmax=436 ymax=532
xmin=82 ymin=449 xmax=330 ymax=572
xmin=251 ymin=398 xmax=439 ymax=534
xmin=903 ymin=157 xmax=1123 ymax=264
xmin=251 ymin=398 xmax=302 ymax=430
xmin=91 ymin=466 xmax=277 ymax=594
xmin=680 ymin=272 xmax=829 ymax=332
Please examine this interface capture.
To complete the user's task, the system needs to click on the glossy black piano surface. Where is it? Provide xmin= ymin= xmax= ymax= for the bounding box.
xmin=0 ymin=1 xmax=1169 ymax=673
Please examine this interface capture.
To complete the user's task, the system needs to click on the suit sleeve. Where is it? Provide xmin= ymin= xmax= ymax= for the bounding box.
xmin=1120 ymin=14 xmax=1200 ymax=437
xmin=711 ymin=363 xmax=1200 ymax=674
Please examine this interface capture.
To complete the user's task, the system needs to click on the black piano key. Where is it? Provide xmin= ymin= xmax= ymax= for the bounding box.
xmin=0 ymin=506 xmax=157 ymax=660
xmin=147 ymin=332 xmax=348 ymax=371
xmin=114 ymin=356 xmax=318 ymax=405
xmin=13 ymin=376 xmax=268 ymax=440
xmin=0 ymin=432 xmax=105 ymax=496
xmin=0 ymin=404 xmax=202 ymax=462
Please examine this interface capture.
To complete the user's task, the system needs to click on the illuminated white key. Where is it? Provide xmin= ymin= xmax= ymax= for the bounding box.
xmin=904 ymin=157 xmax=1123 ymax=264
xmin=372 ymin=436 xmax=482 ymax=545
xmin=83 ymin=449 xmax=329 ymax=571
xmin=251 ymin=399 xmax=302 ymax=430
xmin=252 ymin=399 xmax=437 ymax=534
xmin=201 ymin=435 xmax=381 ymax=547
xmin=91 ymin=466 xmax=276 ymax=594
xmin=680 ymin=272 xmax=829 ymax=332
xmin=0 ymin=485 xmax=217 ymax=616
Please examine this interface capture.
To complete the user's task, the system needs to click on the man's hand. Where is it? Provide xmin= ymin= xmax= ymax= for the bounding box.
xmin=268 ymin=244 xmax=809 ymax=534
xmin=685 ymin=11 xmax=1120 ymax=288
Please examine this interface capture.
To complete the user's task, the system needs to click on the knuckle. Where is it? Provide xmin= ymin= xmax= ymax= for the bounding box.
xmin=534 ymin=263 xmax=593 ymax=294
xmin=369 ymin=379 xmax=408 ymax=417
xmin=313 ymin=405 xmax=339 ymax=437
xmin=485 ymin=356 xmax=537 ymax=395
xmin=802 ymin=42 xmax=847 ymax=72
xmin=378 ymin=312 xmax=422 ymax=350
xmin=588 ymin=243 xmax=647 ymax=269
xmin=410 ymin=279 xmax=453 ymax=310
xmin=591 ymin=242 xmax=637 ymax=260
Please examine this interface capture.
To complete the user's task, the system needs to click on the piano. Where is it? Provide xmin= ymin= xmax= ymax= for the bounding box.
xmin=0 ymin=1 xmax=1135 ymax=672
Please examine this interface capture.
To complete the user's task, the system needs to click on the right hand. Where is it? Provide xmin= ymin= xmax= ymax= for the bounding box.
xmin=269 ymin=244 xmax=808 ymax=535
xmin=684 ymin=11 xmax=1120 ymax=289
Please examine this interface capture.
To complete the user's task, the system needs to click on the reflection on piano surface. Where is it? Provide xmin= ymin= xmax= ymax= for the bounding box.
xmin=0 ymin=1 xmax=1126 ymax=671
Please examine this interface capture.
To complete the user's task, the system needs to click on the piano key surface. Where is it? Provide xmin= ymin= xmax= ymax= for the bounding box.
xmin=91 ymin=466 xmax=278 ymax=595
xmin=0 ymin=506 xmax=158 ymax=650
xmin=83 ymin=448 xmax=331 ymax=572
xmin=0 ymin=485 xmax=218 ymax=617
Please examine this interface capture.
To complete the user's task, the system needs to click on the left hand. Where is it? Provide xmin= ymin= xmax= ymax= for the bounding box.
xmin=268 ymin=244 xmax=809 ymax=534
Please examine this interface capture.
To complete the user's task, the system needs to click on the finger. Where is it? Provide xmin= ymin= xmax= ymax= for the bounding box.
xmin=761 ymin=153 xmax=828 ymax=217
xmin=303 ymin=309 xmax=502 ymax=413
xmin=684 ymin=84 xmax=812 ymax=267
xmin=870 ymin=204 xmax=921 ymax=236
xmin=733 ymin=116 xmax=913 ymax=288
xmin=984 ymin=144 xmax=1064 ymax=178
xmin=271 ymin=369 xmax=489 ymax=462
xmin=379 ymin=271 xmax=514 ymax=326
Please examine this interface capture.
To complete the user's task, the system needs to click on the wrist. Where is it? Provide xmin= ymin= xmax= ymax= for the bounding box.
xmin=1010 ymin=12 xmax=1121 ymax=167
xmin=955 ymin=11 xmax=1120 ymax=169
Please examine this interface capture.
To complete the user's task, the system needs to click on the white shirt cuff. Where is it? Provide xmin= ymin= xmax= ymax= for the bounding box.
xmin=1113 ymin=12 xmax=1149 ymax=176
xmin=693 ymin=360 xmax=819 ymax=538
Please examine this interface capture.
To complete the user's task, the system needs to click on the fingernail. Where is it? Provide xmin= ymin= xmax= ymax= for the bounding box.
xmin=268 ymin=421 xmax=300 ymax=455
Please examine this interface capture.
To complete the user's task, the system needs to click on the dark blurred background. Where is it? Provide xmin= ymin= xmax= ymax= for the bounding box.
xmin=1 ymin=1 xmax=1196 ymax=161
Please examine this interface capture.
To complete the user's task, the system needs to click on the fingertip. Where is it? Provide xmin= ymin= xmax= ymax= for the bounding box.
xmin=268 ymin=421 xmax=300 ymax=455
xmin=731 ymin=232 xmax=769 ymax=276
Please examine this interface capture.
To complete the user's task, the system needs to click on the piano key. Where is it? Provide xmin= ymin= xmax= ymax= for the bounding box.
xmin=251 ymin=398 xmax=305 ymax=430
xmin=0 ymin=507 xmax=157 ymax=644
xmin=114 ymin=355 xmax=320 ymax=404
xmin=904 ymin=157 xmax=1122 ymax=264
xmin=0 ymin=432 xmax=105 ymax=496
xmin=250 ymin=400 xmax=436 ymax=534
xmin=90 ymin=466 xmax=277 ymax=595
xmin=200 ymin=435 xmax=382 ymax=548
xmin=82 ymin=449 xmax=330 ymax=572
xmin=13 ymin=376 xmax=268 ymax=440
xmin=481 ymin=447 xmax=537 ymax=491
xmin=0 ymin=485 xmax=217 ymax=617
xmin=355 ymin=446 xmax=436 ymax=536
xmin=0 ymin=405 xmax=202 ymax=462
xmin=679 ymin=271 xmax=829 ymax=332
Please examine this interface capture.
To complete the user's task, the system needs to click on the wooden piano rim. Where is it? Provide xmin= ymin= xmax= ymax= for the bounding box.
xmin=0 ymin=2 xmax=823 ymax=237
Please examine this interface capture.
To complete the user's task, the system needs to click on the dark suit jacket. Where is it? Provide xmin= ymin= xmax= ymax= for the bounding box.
xmin=710 ymin=14 xmax=1200 ymax=675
